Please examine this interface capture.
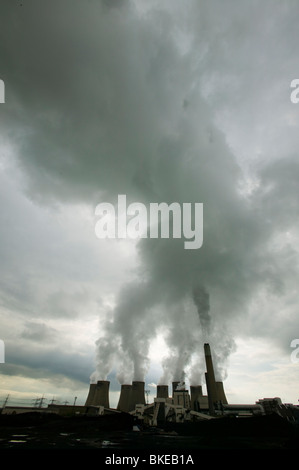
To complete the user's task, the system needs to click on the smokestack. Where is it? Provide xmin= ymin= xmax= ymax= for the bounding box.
xmin=92 ymin=380 xmax=110 ymax=408
xmin=216 ymin=381 xmax=228 ymax=405
xmin=117 ymin=384 xmax=132 ymax=413
xmin=204 ymin=343 xmax=218 ymax=415
xmin=172 ymin=381 xmax=180 ymax=397
xmin=156 ymin=385 xmax=169 ymax=399
xmin=190 ymin=385 xmax=203 ymax=411
xmin=129 ymin=381 xmax=145 ymax=411
xmin=85 ymin=383 xmax=97 ymax=406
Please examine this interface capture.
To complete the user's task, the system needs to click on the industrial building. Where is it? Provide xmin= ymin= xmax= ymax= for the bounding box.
xmin=2 ymin=343 xmax=298 ymax=425
xmin=80 ymin=343 xmax=299 ymax=425
xmin=82 ymin=343 xmax=263 ymax=424
xmin=83 ymin=343 xmax=228 ymax=423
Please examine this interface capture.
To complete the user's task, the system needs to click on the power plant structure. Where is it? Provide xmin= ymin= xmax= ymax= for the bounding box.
xmin=2 ymin=342 xmax=298 ymax=426
xmin=85 ymin=380 xmax=110 ymax=409
xmin=75 ymin=342 xmax=297 ymax=425
xmin=83 ymin=343 xmax=232 ymax=424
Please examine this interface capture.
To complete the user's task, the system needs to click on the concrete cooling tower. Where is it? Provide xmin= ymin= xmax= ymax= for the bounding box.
xmin=190 ymin=385 xmax=203 ymax=411
xmin=172 ymin=381 xmax=180 ymax=397
xmin=85 ymin=383 xmax=97 ymax=406
xmin=117 ymin=381 xmax=146 ymax=412
xmin=129 ymin=381 xmax=145 ymax=410
xmin=85 ymin=380 xmax=110 ymax=408
xmin=156 ymin=385 xmax=169 ymax=399
xmin=117 ymin=384 xmax=132 ymax=413
xmin=216 ymin=381 xmax=228 ymax=405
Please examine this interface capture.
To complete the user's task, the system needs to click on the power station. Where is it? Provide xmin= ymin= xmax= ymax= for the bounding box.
xmin=2 ymin=342 xmax=298 ymax=427
xmin=1 ymin=341 xmax=298 ymax=451
xmin=80 ymin=342 xmax=297 ymax=425
xmin=83 ymin=343 xmax=231 ymax=423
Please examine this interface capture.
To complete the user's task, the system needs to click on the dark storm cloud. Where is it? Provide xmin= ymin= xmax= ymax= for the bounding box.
xmin=3 ymin=335 xmax=94 ymax=384
xmin=3 ymin=356 xmax=93 ymax=385
xmin=1 ymin=0 xmax=299 ymax=387
xmin=1 ymin=0 xmax=181 ymax=204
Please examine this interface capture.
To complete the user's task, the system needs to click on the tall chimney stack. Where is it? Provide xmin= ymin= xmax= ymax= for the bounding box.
xmin=204 ymin=343 xmax=218 ymax=415
xmin=117 ymin=384 xmax=132 ymax=413
xmin=92 ymin=380 xmax=110 ymax=408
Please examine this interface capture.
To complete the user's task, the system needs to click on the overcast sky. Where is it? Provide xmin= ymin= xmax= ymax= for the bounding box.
xmin=1 ymin=0 xmax=299 ymax=408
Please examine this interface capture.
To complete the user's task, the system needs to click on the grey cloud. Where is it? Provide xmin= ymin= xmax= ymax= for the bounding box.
xmin=21 ymin=321 xmax=58 ymax=342
xmin=4 ymin=341 xmax=94 ymax=385
xmin=1 ymin=0 xmax=299 ymax=390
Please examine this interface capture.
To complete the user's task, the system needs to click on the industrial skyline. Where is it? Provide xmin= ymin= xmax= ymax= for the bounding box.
xmin=85 ymin=343 xmax=229 ymax=415
xmin=1 ymin=0 xmax=299 ymax=409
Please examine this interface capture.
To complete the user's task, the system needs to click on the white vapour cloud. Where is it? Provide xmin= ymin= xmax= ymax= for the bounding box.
xmin=0 ymin=0 xmax=299 ymax=399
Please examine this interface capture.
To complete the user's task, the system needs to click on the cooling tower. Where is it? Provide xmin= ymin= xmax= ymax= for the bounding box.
xmin=85 ymin=383 xmax=97 ymax=406
xmin=157 ymin=385 xmax=169 ymax=399
xmin=117 ymin=384 xmax=132 ymax=413
xmin=204 ymin=343 xmax=218 ymax=414
xmin=190 ymin=385 xmax=203 ymax=411
xmin=129 ymin=381 xmax=145 ymax=411
xmin=173 ymin=389 xmax=191 ymax=408
xmin=216 ymin=381 xmax=228 ymax=405
xmin=92 ymin=380 xmax=110 ymax=408
xmin=172 ymin=381 xmax=180 ymax=397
